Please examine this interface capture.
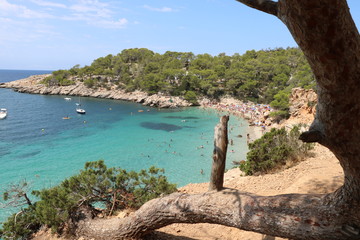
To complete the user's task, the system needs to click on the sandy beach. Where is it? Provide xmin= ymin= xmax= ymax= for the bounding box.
xmin=199 ymin=96 xmax=271 ymax=144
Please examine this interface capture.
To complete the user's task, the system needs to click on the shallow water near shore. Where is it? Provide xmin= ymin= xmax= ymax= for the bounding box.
xmin=0 ymin=70 xmax=249 ymax=223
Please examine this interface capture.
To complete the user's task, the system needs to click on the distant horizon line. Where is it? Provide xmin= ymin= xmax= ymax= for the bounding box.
xmin=0 ymin=69 xmax=54 ymax=72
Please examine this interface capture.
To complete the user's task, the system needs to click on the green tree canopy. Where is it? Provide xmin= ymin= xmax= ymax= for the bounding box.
xmin=44 ymin=47 xmax=315 ymax=107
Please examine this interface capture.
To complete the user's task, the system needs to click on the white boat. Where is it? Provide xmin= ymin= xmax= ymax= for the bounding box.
xmin=76 ymin=97 xmax=86 ymax=114
xmin=64 ymin=97 xmax=72 ymax=101
xmin=0 ymin=108 xmax=7 ymax=119
xmin=76 ymin=108 xmax=86 ymax=114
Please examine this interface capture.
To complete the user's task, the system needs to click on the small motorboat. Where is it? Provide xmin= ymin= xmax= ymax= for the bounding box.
xmin=0 ymin=108 xmax=7 ymax=119
xmin=64 ymin=97 xmax=72 ymax=101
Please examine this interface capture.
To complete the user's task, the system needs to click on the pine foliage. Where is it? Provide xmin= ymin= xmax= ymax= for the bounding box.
xmin=0 ymin=161 xmax=177 ymax=239
xmin=41 ymin=48 xmax=315 ymax=107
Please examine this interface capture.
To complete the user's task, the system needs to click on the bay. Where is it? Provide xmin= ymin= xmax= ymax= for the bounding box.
xmin=0 ymin=69 xmax=249 ymax=223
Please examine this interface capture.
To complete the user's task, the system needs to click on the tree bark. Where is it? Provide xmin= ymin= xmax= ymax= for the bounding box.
xmin=76 ymin=1 xmax=360 ymax=239
xmin=276 ymin=0 xmax=360 ymax=202
xmin=209 ymin=115 xmax=229 ymax=191
xmin=77 ymin=189 xmax=359 ymax=240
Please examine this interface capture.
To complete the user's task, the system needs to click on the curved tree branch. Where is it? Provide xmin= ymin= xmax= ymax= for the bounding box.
xmin=76 ymin=189 xmax=356 ymax=240
xmin=235 ymin=0 xmax=278 ymax=16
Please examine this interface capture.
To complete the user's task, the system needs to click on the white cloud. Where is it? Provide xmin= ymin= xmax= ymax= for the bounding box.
xmin=0 ymin=0 xmax=53 ymax=19
xmin=0 ymin=16 xmax=59 ymax=45
xmin=95 ymin=18 xmax=128 ymax=29
xmin=0 ymin=0 xmax=21 ymax=13
xmin=30 ymin=0 xmax=67 ymax=9
xmin=21 ymin=8 xmax=53 ymax=18
xmin=70 ymin=0 xmax=111 ymax=17
xmin=143 ymin=5 xmax=174 ymax=13
xmin=65 ymin=0 xmax=128 ymax=28
xmin=0 ymin=0 xmax=129 ymax=35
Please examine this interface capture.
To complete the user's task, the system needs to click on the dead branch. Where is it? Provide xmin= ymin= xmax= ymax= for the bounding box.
xmin=209 ymin=115 xmax=229 ymax=191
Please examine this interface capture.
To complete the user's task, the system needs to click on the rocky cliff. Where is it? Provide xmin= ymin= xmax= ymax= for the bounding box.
xmin=287 ymin=87 xmax=317 ymax=124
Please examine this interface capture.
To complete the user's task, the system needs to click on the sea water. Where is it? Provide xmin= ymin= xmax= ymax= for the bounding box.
xmin=0 ymin=69 xmax=249 ymax=223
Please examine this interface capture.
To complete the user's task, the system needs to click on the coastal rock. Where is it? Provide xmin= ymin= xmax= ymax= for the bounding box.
xmin=283 ymin=87 xmax=318 ymax=126
xmin=0 ymin=75 xmax=191 ymax=108
xmin=289 ymin=88 xmax=317 ymax=116
xmin=143 ymin=94 xmax=191 ymax=108
xmin=288 ymin=88 xmax=317 ymax=124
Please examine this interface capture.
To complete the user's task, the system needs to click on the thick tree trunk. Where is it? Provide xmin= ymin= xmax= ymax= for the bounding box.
xmin=209 ymin=115 xmax=229 ymax=191
xmin=278 ymin=0 xmax=360 ymax=205
xmin=76 ymin=1 xmax=360 ymax=239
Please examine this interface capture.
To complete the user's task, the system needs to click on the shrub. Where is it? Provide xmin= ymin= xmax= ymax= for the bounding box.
xmin=270 ymin=90 xmax=291 ymax=121
xmin=0 ymin=161 xmax=177 ymax=239
xmin=83 ymin=78 xmax=96 ymax=88
xmin=0 ymin=207 xmax=40 ymax=240
xmin=40 ymin=75 xmax=52 ymax=86
xmin=269 ymin=110 xmax=290 ymax=122
xmin=239 ymin=125 xmax=314 ymax=175
xmin=184 ymin=91 xmax=198 ymax=105
xmin=131 ymin=166 xmax=178 ymax=208
xmin=40 ymin=71 xmax=75 ymax=87
xmin=58 ymin=78 xmax=75 ymax=86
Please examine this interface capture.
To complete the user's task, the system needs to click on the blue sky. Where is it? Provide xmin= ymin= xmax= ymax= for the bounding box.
xmin=1 ymin=0 xmax=360 ymax=70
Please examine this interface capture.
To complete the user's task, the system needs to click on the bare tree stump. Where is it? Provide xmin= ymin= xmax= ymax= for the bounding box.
xmin=209 ymin=115 xmax=229 ymax=191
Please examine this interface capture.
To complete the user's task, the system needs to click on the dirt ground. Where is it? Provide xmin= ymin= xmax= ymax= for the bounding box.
xmin=145 ymin=143 xmax=343 ymax=240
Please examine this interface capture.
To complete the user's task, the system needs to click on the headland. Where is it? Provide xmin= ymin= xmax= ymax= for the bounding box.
xmin=0 ymin=74 xmax=276 ymax=138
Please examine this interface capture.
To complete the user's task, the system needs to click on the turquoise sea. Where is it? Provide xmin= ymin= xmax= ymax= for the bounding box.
xmin=0 ymin=69 xmax=249 ymax=223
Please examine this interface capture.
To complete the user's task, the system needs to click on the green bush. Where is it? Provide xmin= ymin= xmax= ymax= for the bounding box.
xmin=0 ymin=161 xmax=177 ymax=239
xmin=184 ymin=91 xmax=198 ymax=105
xmin=83 ymin=78 xmax=96 ymax=88
xmin=239 ymin=125 xmax=314 ymax=175
xmin=0 ymin=207 xmax=40 ymax=240
xmin=269 ymin=90 xmax=290 ymax=121
xmin=58 ymin=78 xmax=75 ymax=86
xmin=40 ymin=75 xmax=52 ymax=86
xmin=269 ymin=110 xmax=290 ymax=122
xmin=39 ymin=70 xmax=75 ymax=87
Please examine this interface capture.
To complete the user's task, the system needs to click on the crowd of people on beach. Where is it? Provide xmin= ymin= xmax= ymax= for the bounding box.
xmin=202 ymin=100 xmax=273 ymax=129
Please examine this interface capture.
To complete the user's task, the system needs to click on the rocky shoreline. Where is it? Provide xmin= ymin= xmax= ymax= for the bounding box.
xmin=0 ymin=74 xmax=281 ymax=141
xmin=0 ymin=74 xmax=192 ymax=109
xmin=1 ymin=74 xmax=315 ymax=137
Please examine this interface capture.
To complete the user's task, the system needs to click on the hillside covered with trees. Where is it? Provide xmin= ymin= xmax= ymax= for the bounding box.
xmin=43 ymin=47 xmax=315 ymax=113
